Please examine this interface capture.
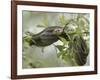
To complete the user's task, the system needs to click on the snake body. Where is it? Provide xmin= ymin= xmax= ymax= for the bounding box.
xmin=72 ymin=36 xmax=89 ymax=65
xmin=30 ymin=26 xmax=64 ymax=46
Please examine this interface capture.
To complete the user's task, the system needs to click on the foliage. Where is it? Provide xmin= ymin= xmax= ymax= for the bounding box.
xmin=55 ymin=14 xmax=89 ymax=66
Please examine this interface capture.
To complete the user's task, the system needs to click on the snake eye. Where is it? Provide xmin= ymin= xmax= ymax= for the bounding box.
xmin=55 ymin=29 xmax=60 ymax=32
xmin=53 ymin=28 xmax=63 ymax=35
xmin=55 ymin=28 xmax=63 ymax=33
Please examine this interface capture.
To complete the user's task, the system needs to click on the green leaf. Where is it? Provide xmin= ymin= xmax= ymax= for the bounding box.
xmin=62 ymin=54 xmax=71 ymax=61
xmin=42 ymin=15 xmax=49 ymax=27
xmin=59 ymin=14 xmax=67 ymax=27
xmin=55 ymin=45 xmax=66 ymax=51
xmin=58 ymin=36 xmax=68 ymax=45
xmin=57 ymin=52 xmax=62 ymax=58
xmin=57 ymin=50 xmax=66 ymax=58
xmin=23 ymin=36 xmax=32 ymax=42
xmin=36 ymin=25 xmax=47 ymax=28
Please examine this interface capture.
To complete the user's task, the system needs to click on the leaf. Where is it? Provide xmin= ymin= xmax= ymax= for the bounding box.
xmin=58 ymin=36 xmax=68 ymax=45
xmin=59 ymin=14 xmax=67 ymax=27
xmin=57 ymin=52 xmax=62 ymax=58
xmin=62 ymin=54 xmax=71 ymax=61
xmin=42 ymin=15 xmax=49 ymax=27
xmin=57 ymin=50 xmax=66 ymax=58
xmin=23 ymin=36 xmax=31 ymax=42
xmin=55 ymin=45 xmax=66 ymax=51
xmin=37 ymin=25 xmax=46 ymax=28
